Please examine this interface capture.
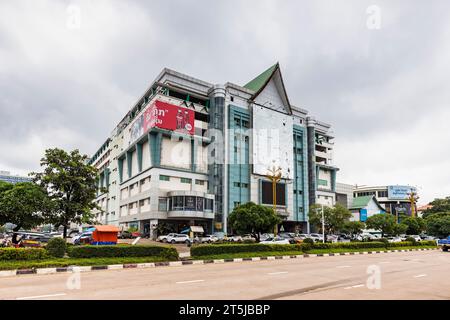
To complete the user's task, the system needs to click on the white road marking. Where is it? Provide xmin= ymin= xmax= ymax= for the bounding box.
xmin=176 ymin=279 xmax=205 ymax=284
xmin=267 ymin=272 xmax=288 ymax=275
xmin=336 ymin=265 xmax=351 ymax=268
xmin=16 ymin=293 xmax=66 ymax=300
xmin=343 ymin=284 xmax=365 ymax=290
xmin=414 ymin=274 xmax=427 ymax=278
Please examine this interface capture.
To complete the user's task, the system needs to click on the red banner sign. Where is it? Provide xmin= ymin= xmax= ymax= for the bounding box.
xmin=145 ymin=100 xmax=194 ymax=135
xmin=130 ymin=100 xmax=195 ymax=142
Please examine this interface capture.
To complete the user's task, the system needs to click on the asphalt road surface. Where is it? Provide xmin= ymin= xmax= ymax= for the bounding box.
xmin=1 ymin=250 xmax=449 ymax=300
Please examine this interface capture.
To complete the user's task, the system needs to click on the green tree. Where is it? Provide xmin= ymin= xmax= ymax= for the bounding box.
xmin=422 ymin=197 xmax=450 ymax=217
xmin=228 ymin=202 xmax=282 ymax=242
xmin=365 ymin=214 xmax=396 ymax=238
xmin=425 ymin=212 xmax=450 ymax=238
xmin=0 ymin=182 xmax=49 ymax=243
xmin=309 ymin=204 xmax=352 ymax=241
xmin=392 ymin=223 xmax=408 ymax=236
xmin=31 ymin=148 xmax=101 ymax=238
xmin=342 ymin=221 xmax=365 ymax=239
xmin=400 ymin=217 xmax=426 ymax=235
xmin=0 ymin=181 xmax=14 ymax=226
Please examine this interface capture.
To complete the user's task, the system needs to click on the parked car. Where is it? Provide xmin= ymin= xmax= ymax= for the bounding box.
xmin=131 ymin=231 xmax=142 ymax=238
xmin=228 ymin=235 xmax=243 ymax=242
xmin=118 ymin=231 xmax=133 ymax=239
xmin=388 ymin=237 xmax=403 ymax=243
xmin=309 ymin=233 xmax=324 ymax=242
xmin=437 ymin=236 xmax=450 ymax=251
xmin=408 ymin=235 xmax=422 ymax=242
xmin=260 ymin=237 xmax=290 ymax=245
xmin=72 ymin=231 xmax=93 ymax=245
xmin=212 ymin=232 xmax=227 ymax=240
xmin=278 ymin=233 xmax=297 ymax=244
xmin=166 ymin=234 xmax=192 ymax=244
xmin=200 ymin=235 xmax=219 ymax=243
xmin=157 ymin=233 xmax=177 ymax=243
xmin=260 ymin=233 xmax=274 ymax=241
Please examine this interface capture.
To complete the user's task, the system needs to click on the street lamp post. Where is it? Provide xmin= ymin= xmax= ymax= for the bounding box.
xmin=266 ymin=165 xmax=282 ymax=237
xmin=407 ymin=191 xmax=419 ymax=218
xmin=321 ymin=204 xmax=325 ymax=244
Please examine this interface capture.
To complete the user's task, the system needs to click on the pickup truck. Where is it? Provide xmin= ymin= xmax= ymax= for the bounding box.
xmin=438 ymin=236 xmax=450 ymax=251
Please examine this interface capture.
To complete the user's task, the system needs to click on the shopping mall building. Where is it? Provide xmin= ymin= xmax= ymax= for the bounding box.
xmin=89 ymin=63 xmax=338 ymax=237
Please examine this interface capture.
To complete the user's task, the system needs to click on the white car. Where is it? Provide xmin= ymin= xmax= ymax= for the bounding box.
xmin=200 ymin=235 xmax=219 ymax=243
xmin=388 ymin=237 xmax=403 ymax=243
xmin=260 ymin=237 xmax=290 ymax=245
xmin=166 ymin=234 xmax=192 ymax=244
xmin=408 ymin=235 xmax=422 ymax=242
xmin=309 ymin=233 xmax=324 ymax=242
xmin=228 ymin=235 xmax=243 ymax=242
xmin=157 ymin=233 xmax=177 ymax=243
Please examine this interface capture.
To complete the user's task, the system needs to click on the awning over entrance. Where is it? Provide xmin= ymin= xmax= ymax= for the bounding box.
xmin=190 ymin=226 xmax=204 ymax=233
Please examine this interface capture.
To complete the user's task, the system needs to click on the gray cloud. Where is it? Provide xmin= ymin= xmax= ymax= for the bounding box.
xmin=1 ymin=0 xmax=449 ymax=203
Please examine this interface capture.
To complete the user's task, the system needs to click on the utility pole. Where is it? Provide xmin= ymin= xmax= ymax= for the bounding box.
xmin=321 ymin=204 xmax=325 ymax=243
xmin=266 ymin=165 xmax=282 ymax=237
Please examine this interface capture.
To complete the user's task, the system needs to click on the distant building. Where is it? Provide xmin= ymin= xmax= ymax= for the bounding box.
xmin=0 ymin=171 xmax=31 ymax=184
xmin=335 ymin=182 xmax=355 ymax=208
xmin=337 ymin=183 xmax=418 ymax=218
xmin=349 ymin=195 xmax=385 ymax=222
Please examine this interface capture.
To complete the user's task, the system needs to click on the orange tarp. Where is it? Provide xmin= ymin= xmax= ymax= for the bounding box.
xmin=94 ymin=225 xmax=120 ymax=232
xmin=92 ymin=225 xmax=120 ymax=243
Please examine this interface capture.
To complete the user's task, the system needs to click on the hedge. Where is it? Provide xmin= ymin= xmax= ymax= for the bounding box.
xmin=191 ymin=244 xmax=303 ymax=256
xmin=386 ymin=240 xmax=436 ymax=248
xmin=190 ymin=240 xmax=437 ymax=257
xmin=0 ymin=248 xmax=49 ymax=261
xmin=67 ymin=245 xmax=178 ymax=260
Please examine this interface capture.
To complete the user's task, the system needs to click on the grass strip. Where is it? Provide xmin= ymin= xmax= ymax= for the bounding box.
xmin=0 ymin=256 xmax=171 ymax=271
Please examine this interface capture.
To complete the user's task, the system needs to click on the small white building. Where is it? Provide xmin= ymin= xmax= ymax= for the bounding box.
xmin=349 ymin=195 xmax=385 ymax=222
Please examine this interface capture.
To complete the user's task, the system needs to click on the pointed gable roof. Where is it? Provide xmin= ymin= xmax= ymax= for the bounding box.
xmin=350 ymin=195 xmax=385 ymax=211
xmin=244 ymin=62 xmax=292 ymax=114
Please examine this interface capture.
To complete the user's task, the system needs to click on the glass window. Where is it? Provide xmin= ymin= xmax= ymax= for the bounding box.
xmin=158 ymin=198 xmax=167 ymax=211
xmin=173 ymin=196 xmax=184 ymax=210
xmin=160 ymin=175 xmax=170 ymax=181
xmin=185 ymin=196 xmax=196 ymax=211
xmin=181 ymin=178 xmax=192 ymax=184
xmin=196 ymin=197 xmax=204 ymax=211
xmin=242 ymin=120 xmax=249 ymax=128
xmin=205 ymin=198 xmax=213 ymax=211
xmin=195 ymin=180 xmax=205 ymax=185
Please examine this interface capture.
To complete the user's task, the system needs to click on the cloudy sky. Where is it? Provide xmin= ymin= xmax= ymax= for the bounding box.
xmin=1 ymin=0 xmax=449 ymax=204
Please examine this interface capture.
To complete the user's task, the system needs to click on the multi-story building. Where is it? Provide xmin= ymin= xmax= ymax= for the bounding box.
xmin=89 ymin=63 xmax=339 ymax=237
xmin=336 ymin=183 xmax=418 ymax=218
xmin=0 ymin=171 xmax=32 ymax=184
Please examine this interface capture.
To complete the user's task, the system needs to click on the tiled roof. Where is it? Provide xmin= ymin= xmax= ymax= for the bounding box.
xmin=244 ymin=63 xmax=278 ymax=92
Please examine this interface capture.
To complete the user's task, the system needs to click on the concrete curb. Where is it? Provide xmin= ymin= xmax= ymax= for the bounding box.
xmin=0 ymin=247 xmax=439 ymax=278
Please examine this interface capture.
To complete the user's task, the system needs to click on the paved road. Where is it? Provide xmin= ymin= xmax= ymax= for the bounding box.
xmin=1 ymin=251 xmax=448 ymax=300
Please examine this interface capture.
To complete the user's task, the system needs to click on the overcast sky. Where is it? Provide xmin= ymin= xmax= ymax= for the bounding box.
xmin=1 ymin=0 xmax=449 ymax=204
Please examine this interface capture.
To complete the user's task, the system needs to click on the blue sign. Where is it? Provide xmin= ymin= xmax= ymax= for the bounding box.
xmin=360 ymin=209 xmax=368 ymax=222
xmin=388 ymin=185 xmax=416 ymax=200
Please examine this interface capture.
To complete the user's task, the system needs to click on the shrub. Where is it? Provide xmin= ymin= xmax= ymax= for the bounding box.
xmin=302 ymin=238 xmax=314 ymax=245
xmin=190 ymin=243 xmax=302 ymax=257
xmin=45 ymin=238 xmax=67 ymax=258
xmin=405 ymin=237 xmax=416 ymax=244
xmin=67 ymin=245 xmax=178 ymax=260
xmin=0 ymin=248 xmax=49 ymax=260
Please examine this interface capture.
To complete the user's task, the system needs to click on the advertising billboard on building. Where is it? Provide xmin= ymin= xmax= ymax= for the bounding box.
xmin=252 ymin=105 xmax=293 ymax=179
xmin=387 ymin=185 xmax=416 ymax=200
xmin=129 ymin=100 xmax=195 ymax=144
